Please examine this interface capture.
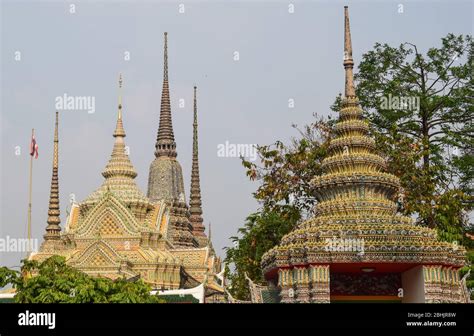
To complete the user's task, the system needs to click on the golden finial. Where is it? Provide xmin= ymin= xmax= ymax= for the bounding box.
xmin=344 ymin=6 xmax=356 ymax=98
xmin=163 ymin=32 xmax=168 ymax=81
xmin=54 ymin=111 xmax=59 ymax=143
xmin=114 ymin=74 xmax=126 ymax=138
xmin=118 ymin=73 xmax=123 ymax=119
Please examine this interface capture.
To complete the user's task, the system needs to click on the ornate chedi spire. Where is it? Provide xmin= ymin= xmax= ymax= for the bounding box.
xmin=43 ymin=111 xmax=61 ymax=241
xmin=313 ymin=5 xmax=396 ymax=221
xmin=102 ymin=74 xmax=137 ymax=181
xmin=147 ymin=33 xmax=196 ymax=247
xmin=189 ymin=86 xmax=207 ymax=246
xmin=155 ymin=32 xmax=177 ymax=158
xmin=260 ymin=6 xmax=466 ymax=304
xmin=83 ymin=74 xmax=151 ymax=209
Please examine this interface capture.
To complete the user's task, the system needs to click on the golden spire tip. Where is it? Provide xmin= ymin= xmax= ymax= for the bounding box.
xmin=118 ymin=73 xmax=123 ymax=118
xmin=343 ymin=6 xmax=356 ymax=98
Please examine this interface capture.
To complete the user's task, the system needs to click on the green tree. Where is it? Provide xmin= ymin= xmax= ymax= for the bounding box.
xmin=224 ymin=118 xmax=330 ymax=299
xmin=0 ymin=256 xmax=165 ymax=303
xmin=224 ymin=208 xmax=300 ymax=300
xmin=459 ymin=250 xmax=474 ymax=300
xmin=353 ymin=33 xmax=473 ymax=244
xmin=242 ymin=117 xmax=331 ymax=216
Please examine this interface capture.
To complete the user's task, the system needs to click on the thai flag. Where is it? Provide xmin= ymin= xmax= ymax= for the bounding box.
xmin=30 ymin=134 xmax=38 ymax=159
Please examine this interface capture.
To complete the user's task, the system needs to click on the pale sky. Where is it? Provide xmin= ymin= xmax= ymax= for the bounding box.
xmin=1 ymin=0 xmax=472 ymax=269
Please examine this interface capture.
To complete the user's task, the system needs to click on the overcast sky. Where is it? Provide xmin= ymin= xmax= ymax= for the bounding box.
xmin=1 ymin=0 xmax=472 ymax=268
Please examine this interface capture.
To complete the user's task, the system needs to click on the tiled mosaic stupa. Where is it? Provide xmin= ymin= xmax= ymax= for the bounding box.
xmin=260 ymin=7 xmax=468 ymax=303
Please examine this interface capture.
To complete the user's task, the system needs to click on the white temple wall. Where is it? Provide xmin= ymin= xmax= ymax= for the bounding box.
xmin=401 ymin=265 xmax=425 ymax=303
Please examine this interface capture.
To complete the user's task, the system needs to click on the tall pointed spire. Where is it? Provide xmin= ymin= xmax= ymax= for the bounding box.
xmin=343 ymin=6 xmax=356 ymax=98
xmin=147 ymin=35 xmax=196 ymax=248
xmin=114 ymin=73 xmax=126 ymax=138
xmin=102 ymin=74 xmax=137 ymax=180
xmin=82 ymin=74 xmax=152 ymax=209
xmin=155 ymin=32 xmax=177 ymax=158
xmin=189 ymin=86 xmax=206 ymax=244
xmin=44 ymin=111 xmax=61 ymax=240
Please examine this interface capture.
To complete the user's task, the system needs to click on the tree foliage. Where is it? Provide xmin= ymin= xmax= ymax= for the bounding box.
xmin=224 ymin=118 xmax=330 ymax=299
xmin=241 ymin=116 xmax=331 ymax=216
xmin=224 ymin=208 xmax=300 ymax=300
xmin=459 ymin=250 xmax=474 ymax=300
xmin=0 ymin=256 xmax=165 ymax=303
xmin=353 ymin=33 xmax=473 ymax=245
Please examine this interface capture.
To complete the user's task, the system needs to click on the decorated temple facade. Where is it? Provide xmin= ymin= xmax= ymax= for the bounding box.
xmin=31 ymin=33 xmax=223 ymax=299
xmin=31 ymin=77 xmax=182 ymax=288
xmin=260 ymin=7 xmax=468 ymax=303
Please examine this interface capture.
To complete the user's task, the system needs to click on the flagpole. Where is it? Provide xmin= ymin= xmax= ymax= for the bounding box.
xmin=27 ymin=128 xmax=34 ymax=255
